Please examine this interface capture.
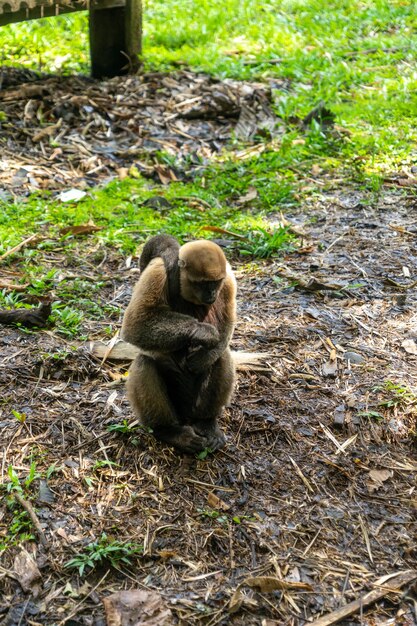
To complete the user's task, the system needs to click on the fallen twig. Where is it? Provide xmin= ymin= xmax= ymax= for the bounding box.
xmin=277 ymin=266 xmax=345 ymax=292
xmin=0 ymin=233 xmax=42 ymax=261
xmin=343 ymin=46 xmax=408 ymax=58
xmin=200 ymin=225 xmax=249 ymax=240
xmin=0 ymin=281 xmax=29 ymax=292
xmin=311 ymin=570 xmax=417 ymax=626
xmin=14 ymin=492 xmax=49 ymax=549
xmin=0 ymin=301 xmax=51 ymax=328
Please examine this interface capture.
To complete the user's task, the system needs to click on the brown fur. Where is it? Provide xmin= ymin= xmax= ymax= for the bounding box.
xmin=179 ymin=240 xmax=227 ymax=280
xmin=121 ymin=235 xmax=236 ymax=454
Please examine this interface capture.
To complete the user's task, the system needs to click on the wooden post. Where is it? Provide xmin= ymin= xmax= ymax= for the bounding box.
xmin=89 ymin=0 xmax=142 ymax=79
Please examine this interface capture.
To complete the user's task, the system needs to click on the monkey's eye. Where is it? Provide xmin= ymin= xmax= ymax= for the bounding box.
xmin=198 ymin=280 xmax=222 ymax=290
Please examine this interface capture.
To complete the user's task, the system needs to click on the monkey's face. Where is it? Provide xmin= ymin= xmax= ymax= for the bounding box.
xmin=181 ymin=276 xmax=224 ymax=306
xmin=178 ymin=240 xmax=227 ymax=306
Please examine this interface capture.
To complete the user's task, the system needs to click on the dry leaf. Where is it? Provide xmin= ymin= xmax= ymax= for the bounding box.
xmin=0 ymin=280 xmax=29 ymax=292
xmin=367 ymin=469 xmax=393 ymax=493
xmin=276 ymin=266 xmax=344 ymax=292
xmin=229 ymin=575 xmax=313 ymax=612
xmin=117 ymin=167 xmax=129 ymax=180
xmin=103 ymin=589 xmax=172 ymax=626
xmin=32 ymin=119 xmax=62 ymax=142
xmin=154 ymin=165 xmax=178 ymax=185
xmin=207 ymin=492 xmax=230 ymax=511
xmin=237 ymin=186 xmax=258 ymax=204
xmin=156 ymin=550 xmax=178 ymax=559
xmin=60 ymin=221 xmax=102 ymax=237
xmin=228 ymin=588 xmax=243 ymax=613
xmin=228 ymin=589 xmax=259 ymax=614
xmin=13 ymin=548 xmax=41 ymax=593
xmin=397 ymin=178 xmax=417 ymax=187
xmin=243 ymin=576 xmax=313 ymax=592
xmin=322 ymin=359 xmax=338 ymax=377
xmin=402 ymin=339 xmax=417 ymax=355
xmin=201 ymin=225 xmax=248 ymax=240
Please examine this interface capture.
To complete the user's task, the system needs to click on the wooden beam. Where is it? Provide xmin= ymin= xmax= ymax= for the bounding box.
xmin=88 ymin=0 xmax=141 ymax=78
xmin=0 ymin=3 xmax=82 ymax=26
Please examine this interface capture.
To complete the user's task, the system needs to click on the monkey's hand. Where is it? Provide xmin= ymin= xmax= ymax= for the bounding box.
xmin=189 ymin=322 xmax=219 ymax=349
xmin=154 ymin=424 xmax=210 ymax=454
xmin=186 ymin=345 xmax=219 ymax=373
xmin=174 ymin=425 xmax=210 ymax=454
xmin=179 ymin=426 xmax=211 ymax=454
xmin=193 ymin=421 xmax=226 ymax=451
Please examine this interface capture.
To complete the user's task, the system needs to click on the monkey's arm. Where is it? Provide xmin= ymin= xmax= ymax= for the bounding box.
xmin=122 ymin=258 xmax=219 ymax=354
xmin=187 ymin=268 xmax=237 ymax=372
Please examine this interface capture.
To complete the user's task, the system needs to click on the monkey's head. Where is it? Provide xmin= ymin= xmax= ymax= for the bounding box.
xmin=178 ymin=240 xmax=227 ymax=305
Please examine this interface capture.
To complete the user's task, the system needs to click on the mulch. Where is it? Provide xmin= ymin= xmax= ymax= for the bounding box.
xmin=0 ymin=66 xmax=281 ymax=198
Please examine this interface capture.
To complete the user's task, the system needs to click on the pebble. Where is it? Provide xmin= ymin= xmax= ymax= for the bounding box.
xmin=343 ymin=351 xmax=365 ymax=364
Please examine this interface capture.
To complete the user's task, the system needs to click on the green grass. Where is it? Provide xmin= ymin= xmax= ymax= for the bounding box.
xmin=0 ymin=156 xmax=296 ymax=337
xmin=0 ymin=150 xmax=297 ymax=257
xmin=0 ymin=13 xmax=89 ymax=74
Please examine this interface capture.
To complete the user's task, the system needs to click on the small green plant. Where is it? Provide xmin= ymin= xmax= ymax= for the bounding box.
xmin=377 ymin=381 xmax=417 ymax=408
xmin=65 ymin=533 xmax=143 ymax=575
xmin=27 ymin=269 xmax=58 ymax=295
xmin=0 ymin=510 xmax=34 ymax=552
xmin=344 ymin=282 xmax=367 ymax=290
xmin=51 ymin=303 xmax=84 ymax=338
xmin=0 ymin=289 xmax=22 ymax=307
xmin=198 ymin=509 xmax=228 ymax=524
xmin=196 ymin=448 xmax=213 ymax=460
xmin=41 ymin=348 xmax=73 ymax=361
xmin=11 ymin=409 xmax=26 ymax=423
xmin=6 ymin=466 xmax=23 ymax=495
xmin=6 ymin=462 xmax=41 ymax=494
xmin=107 ymin=419 xmax=151 ymax=434
xmin=0 ymin=463 xmax=43 ymax=552
xmin=92 ymin=460 xmax=119 ymax=471
xmin=239 ymin=227 xmax=293 ymax=258
xmin=231 ymin=515 xmax=254 ymax=524
xmin=46 ymin=462 xmax=63 ymax=479
xmin=357 ymin=410 xmax=384 ymax=422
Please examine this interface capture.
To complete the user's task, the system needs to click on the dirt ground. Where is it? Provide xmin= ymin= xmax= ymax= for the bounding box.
xmin=1 ymin=69 xmax=417 ymax=626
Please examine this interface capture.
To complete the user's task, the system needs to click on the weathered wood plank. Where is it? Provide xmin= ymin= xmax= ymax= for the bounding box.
xmin=0 ymin=3 xmax=81 ymax=26
xmin=89 ymin=0 xmax=141 ymax=78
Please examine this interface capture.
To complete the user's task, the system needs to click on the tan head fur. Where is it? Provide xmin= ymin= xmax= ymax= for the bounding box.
xmin=179 ymin=240 xmax=227 ymax=305
xmin=178 ymin=240 xmax=226 ymax=281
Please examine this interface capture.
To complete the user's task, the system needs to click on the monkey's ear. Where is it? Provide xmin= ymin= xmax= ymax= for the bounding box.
xmin=178 ymin=259 xmax=186 ymax=268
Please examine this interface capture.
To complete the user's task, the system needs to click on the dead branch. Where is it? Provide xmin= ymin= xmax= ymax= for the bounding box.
xmin=311 ymin=570 xmax=417 ymax=626
xmin=14 ymin=492 xmax=49 ymax=549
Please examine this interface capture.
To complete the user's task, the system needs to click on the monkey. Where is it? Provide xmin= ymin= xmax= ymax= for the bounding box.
xmin=121 ymin=234 xmax=237 ymax=454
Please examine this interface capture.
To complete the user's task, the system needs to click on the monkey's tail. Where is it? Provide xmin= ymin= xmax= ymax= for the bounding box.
xmin=231 ymin=350 xmax=271 ymax=371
